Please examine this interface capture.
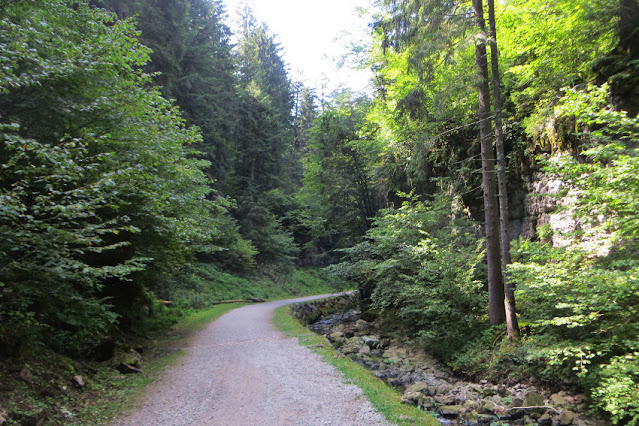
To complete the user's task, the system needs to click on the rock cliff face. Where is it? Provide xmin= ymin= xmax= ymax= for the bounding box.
xmin=509 ymin=166 xmax=613 ymax=255
xmin=509 ymin=171 xmax=566 ymax=243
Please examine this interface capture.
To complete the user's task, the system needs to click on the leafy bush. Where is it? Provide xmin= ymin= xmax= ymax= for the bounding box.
xmin=592 ymin=354 xmax=639 ymax=425
xmin=331 ymin=194 xmax=486 ymax=359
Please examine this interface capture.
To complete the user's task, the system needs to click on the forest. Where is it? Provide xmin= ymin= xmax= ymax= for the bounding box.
xmin=0 ymin=0 xmax=638 ymax=424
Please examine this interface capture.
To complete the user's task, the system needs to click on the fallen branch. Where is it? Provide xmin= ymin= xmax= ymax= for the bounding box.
xmin=212 ymin=297 xmax=265 ymax=305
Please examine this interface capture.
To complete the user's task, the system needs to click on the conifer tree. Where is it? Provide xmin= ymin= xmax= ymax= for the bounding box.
xmin=487 ymin=0 xmax=519 ymax=338
xmin=472 ymin=0 xmax=505 ymax=325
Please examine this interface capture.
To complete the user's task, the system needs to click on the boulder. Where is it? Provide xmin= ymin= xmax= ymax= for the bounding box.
xmin=438 ymin=405 xmax=464 ymax=417
xmin=463 ymin=400 xmax=480 ymax=411
xmin=340 ymin=337 xmax=363 ymax=355
xmin=19 ymin=366 xmax=33 ymax=383
xmin=419 ymin=396 xmax=437 ymax=410
xmin=362 ymin=360 xmax=378 ymax=370
xmin=524 ymin=390 xmax=545 ymax=407
xmin=327 ymin=332 xmax=345 ymax=347
xmin=481 ymin=387 xmax=496 ymax=397
xmin=477 ymin=413 xmax=496 ymax=424
xmin=511 ymin=397 xmax=524 ymax=408
xmin=538 ymin=412 xmax=553 ymax=425
xmin=354 ymin=319 xmax=369 ymax=330
xmin=401 ymin=391 xmax=422 ymax=406
xmin=434 ymin=394 xmax=456 ymax=405
xmin=480 ymin=400 xmax=497 ymax=415
xmin=528 ymin=411 xmax=542 ymax=420
xmin=125 ymin=349 xmax=142 ymax=368
xmin=438 ymin=383 xmax=453 ymax=394
xmin=406 ymin=381 xmax=430 ymax=394
xmin=558 ymin=410 xmax=575 ymax=425
xmin=362 ymin=335 xmax=381 ymax=349
xmin=551 ymin=392 xmax=569 ymax=407
xmin=388 ymin=378 xmax=402 ymax=387
xmin=470 ymin=384 xmax=483 ymax=394
xmin=72 ymin=375 xmax=85 ymax=387
xmin=358 ymin=345 xmax=371 ymax=355
xmin=464 ymin=410 xmax=480 ymax=426
xmin=490 ymin=394 xmax=503 ymax=405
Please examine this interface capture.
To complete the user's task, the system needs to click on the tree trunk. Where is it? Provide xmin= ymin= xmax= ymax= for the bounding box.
xmin=473 ymin=0 xmax=506 ymax=326
xmin=487 ymin=0 xmax=520 ymax=339
xmin=619 ymin=0 xmax=639 ymax=57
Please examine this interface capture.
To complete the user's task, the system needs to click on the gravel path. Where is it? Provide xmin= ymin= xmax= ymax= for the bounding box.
xmin=111 ymin=295 xmax=390 ymax=426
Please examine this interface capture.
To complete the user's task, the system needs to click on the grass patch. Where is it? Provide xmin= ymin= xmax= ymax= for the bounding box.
xmin=272 ymin=305 xmax=440 ymax=426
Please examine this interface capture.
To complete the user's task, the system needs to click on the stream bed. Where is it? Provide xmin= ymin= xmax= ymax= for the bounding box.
xmin=293 ymin=295 xmax=607 ymax=426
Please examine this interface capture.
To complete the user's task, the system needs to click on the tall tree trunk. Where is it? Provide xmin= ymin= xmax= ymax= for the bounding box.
xmin=487 ymin=0 xmax=520 ymax=339
xmin=619 ymin=0 xmax=639 ymax=57
xmin=473 ymin=0 xmax=506 ymax=326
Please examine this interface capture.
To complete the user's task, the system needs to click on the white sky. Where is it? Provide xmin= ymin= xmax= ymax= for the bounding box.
xmin=222 ymin=0 xmax=373 ymax=94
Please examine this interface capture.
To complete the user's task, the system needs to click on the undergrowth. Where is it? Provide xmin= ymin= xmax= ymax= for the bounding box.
xmin=156 ymin=264 xmax=349 ymax=310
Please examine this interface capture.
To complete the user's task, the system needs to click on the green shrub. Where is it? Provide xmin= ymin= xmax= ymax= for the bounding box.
xmin=592 ymin=354 xmax=639 ymax=425
xmin=331 ymin=193 xmax=486 ymax=359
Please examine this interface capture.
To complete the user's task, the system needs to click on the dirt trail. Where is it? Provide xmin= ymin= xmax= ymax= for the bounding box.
xmin=111 ymin=295 xmax=390 ymax=426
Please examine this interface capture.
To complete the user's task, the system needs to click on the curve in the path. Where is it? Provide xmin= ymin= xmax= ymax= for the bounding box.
xmin=112 ymin=294 xmax=390 ymax=426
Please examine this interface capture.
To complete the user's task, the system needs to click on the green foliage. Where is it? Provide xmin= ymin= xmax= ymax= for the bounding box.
xmin=0 ymin=0 xmax=232 ymax=354
xmin=592 ymin=353 xmax=639 ymax=425
xmin=99 ymin=0 xmax=239 ymax=191
xmin=498 ymin=0 xmax=618 ymax=140
xmin=370 ymin=0 xmax=486 ymax=199
xmin=235 ymin=194 xmax=298 ymax=267
xmin=298 ymin=93 xmax=383 ymax=250
xmin=200 ymin=211 xmax=258 ymax=273
xmin=233 ymin=17 xmax=293 ymax=193
xmin=330 ymin=193 xmax=486 ymax=359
